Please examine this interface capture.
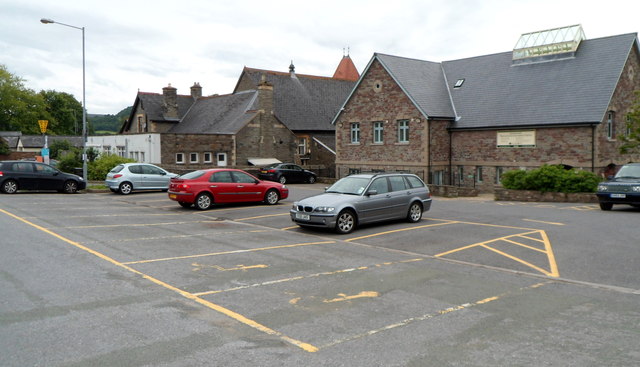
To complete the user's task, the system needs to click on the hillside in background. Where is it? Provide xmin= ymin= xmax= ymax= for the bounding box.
xmin=89 ymin=106 xmax=132 ymax=134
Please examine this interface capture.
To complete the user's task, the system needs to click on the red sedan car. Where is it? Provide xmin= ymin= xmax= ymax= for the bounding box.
xmin=168 ymin=168 xmax=289 ymax=210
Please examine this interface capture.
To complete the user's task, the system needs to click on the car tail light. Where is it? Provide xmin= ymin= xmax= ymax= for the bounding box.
xmin=0 ymin=171 xmax=3 ymax=176
xmin=267 ymin=169 xmax=276 ymax=173
xmin=113 ymin=174 xmax=123 ymax=179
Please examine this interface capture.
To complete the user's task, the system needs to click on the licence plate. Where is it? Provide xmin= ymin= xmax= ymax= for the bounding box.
xmin=611 ymin=193 xmax=626 ymax=198
xmin=296 ymin=213 xmax=310 ymax=220
xmin=169 ymin=194 xmax=177 ymax=199
xmin=261 ymin=170 xmax=268 ymax=173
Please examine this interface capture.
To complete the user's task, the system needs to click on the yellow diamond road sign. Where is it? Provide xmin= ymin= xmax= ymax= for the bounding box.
xmin=38 ymin=120 xmax=48 ymax=133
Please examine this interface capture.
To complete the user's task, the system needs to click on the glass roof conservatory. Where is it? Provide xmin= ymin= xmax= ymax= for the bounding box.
xmin=513 ymin=24 xmax=586 ymax=63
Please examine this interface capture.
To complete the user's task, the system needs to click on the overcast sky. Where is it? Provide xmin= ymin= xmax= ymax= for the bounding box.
xmin=2 ymin=0 xmax=639 ymax=115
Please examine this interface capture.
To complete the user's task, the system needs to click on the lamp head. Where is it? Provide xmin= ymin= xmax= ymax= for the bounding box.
xmin=40 ymin=18 xmax=54 ymax=24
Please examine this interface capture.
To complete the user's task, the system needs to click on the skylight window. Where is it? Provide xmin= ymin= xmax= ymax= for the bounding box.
xmin=513 ymin=24 xmax=585 ymax=62
xmin=454 ymin=79 xmax=465 ymax=88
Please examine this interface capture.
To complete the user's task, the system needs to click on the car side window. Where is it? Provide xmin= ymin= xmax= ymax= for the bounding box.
xmin=389 ymin=176 xmax=407 ymax=191
xmin=405 ymin=176 xmax=425 ymax=188
xmin=142 ymin=165 xmax=162 ymax=175
xmin=129 ymin=165 xmax=142 ymax=174
xmin=15 ymin=163 xmax=34 ymax=172
xmin=369 ymin=178 xmax=389 ymax=194
xmin=35 ymin=164 xmax=56 ymax=174
xmin=232 ymin=171 xmax=257 ymax=183
xmin=292 ymin=165 xmax=302 ymax=171
xmin=211 ymin=171 xmax=233 ymax=183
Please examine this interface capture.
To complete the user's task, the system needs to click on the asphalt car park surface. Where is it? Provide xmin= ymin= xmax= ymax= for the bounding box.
xmin=1 ymin=185 xmax=638 ymax=366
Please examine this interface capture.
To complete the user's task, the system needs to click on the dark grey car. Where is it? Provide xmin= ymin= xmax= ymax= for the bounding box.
xmin=596 ymin=162 xmax=640 ymax=210
xmin=290 ymin=173 xmax=432 ymax=234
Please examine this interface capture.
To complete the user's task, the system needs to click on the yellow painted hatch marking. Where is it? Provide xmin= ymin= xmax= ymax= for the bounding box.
xmin=435 ymin=230 xmax=559 ymax=277
xmin=324 ymin=291 xmax=379 ymax=303
xmin=236 ymin=213 xmax=290 ymax=221
xmin=522 ymin=218 xmax=565 ymax=226
xmin=0 ymin=208 xmax=318 ymax=353
xmin=346 ymin=220 xmax=459 ymax=242
xmin=192 ymin=263 xmax=268 ymax=272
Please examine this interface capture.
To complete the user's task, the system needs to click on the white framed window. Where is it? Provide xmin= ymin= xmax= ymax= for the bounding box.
xmin=476 ymin=166 xmax=483 ymax=183
xmin=190 ymin=152 xmax=199 ymax=163
xmin=298 ymin=137 xmax=307 ymax=155
xmin=433 ymin=171 xmax=444 ymax=185
xmin=397 ymin=120 xmax=409 ymax=143
xmin=607 ymin=111 xmax=615 ymax=139
xmin=102 ymin=145 xmax=111 ymax=154
xmin=350 ymin=122 xmax=360 ymax=144
xmin=373 ymin=121 xmax=384 ymax=144
xmin=176 ymin=153 xmax=184 ymax=164
xmin=217 ymin=152 xmax=227 ymax=167
xmin=116 ymin=146 xmax=126 ymax=157
xmin=139 ymin=151 xmax=145 ymax=162
xmin=203 ymin=152 xmax=212 ymax=163
xmin=495 ymin=167 xmax=504 ymax=184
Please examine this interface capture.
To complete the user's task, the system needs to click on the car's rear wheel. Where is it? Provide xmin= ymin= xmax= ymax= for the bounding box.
xmin=308 ymin=175 xmax=316 ymax=184
xmin=63 ymin=180 xmax=78 ymax=194
xmin=407 ymin=202 xmax=422 ymax=222
xmin=264 ymin=189 xmax=279 ymax=205
xmin=599 ymin=202 xmax=613 ymax=211
xmin=195 ymin=193 xmax=213 ymax=210
xmin=1 ymin=179 xmax=18 ymax=194
xmin=335 ymin=209 xmax=356 ymax=234
xmin=118 ymin=182 xmax=133 ymax=195
xmin=178 ymin=201 xmax=192 ymax=208
xmin=279 ymin=175 xmax=287 ymax=184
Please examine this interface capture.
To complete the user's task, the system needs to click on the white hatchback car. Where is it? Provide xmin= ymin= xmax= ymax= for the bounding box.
xmin=105 ymin=163 xmax=178 ymax=195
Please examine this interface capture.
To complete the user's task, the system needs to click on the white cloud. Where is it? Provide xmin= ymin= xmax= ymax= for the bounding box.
xmin=1 ymin=0 xmax=639 ymax=114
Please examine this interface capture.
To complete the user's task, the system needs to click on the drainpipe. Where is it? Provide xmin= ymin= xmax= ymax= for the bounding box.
xmin=591 ymin=124 xmax=596 ymax=172
xmin=448 ymin=129 xmax=452 ymax=185
xmin=427 ymin=119 xmax=431 ymax=184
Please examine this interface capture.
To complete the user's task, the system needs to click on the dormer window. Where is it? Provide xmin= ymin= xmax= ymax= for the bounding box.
xmin=454 ymin=79 xmax=465 ymax=88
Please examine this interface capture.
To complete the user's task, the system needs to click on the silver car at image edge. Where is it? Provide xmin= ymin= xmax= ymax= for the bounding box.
xmin=105 ymin=163 xmax=178 ymax=195
xmin=290 ymin=172 xmax=432 ymax=234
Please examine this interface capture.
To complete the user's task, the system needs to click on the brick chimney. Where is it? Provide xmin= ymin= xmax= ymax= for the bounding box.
xmin=190 ymin=82 xmax=202 ymax=100
xmin=162 ymin=84 xmax=178 ymax=119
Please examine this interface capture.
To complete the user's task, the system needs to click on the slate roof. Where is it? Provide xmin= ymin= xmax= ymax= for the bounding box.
xmin=0 ymin=131 xmax=21 ymax=149
xmin=168 ymin=90 xmax=259 ymax=134
xmin=335 ymin=32 xmax=639 ymax=130
xmin=136 ymin=92 xmax=195 ymax=121
xmin=239 ymin=68 xmax=356 ymax=131
xmin=20 ymin=135 xmax=84 ymax=148
xmin=444 ymin=33 xmax=639 ymax=129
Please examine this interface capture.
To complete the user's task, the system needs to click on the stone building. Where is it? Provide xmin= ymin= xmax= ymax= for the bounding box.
xmin=332 ymin=25 xmax=640 ymax=192
xmin=233 ymin=56 xmax=359 ymax=176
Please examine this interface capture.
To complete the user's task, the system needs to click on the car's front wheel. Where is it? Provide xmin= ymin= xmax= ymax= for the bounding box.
xmin=335 ymin=209 xmax=356 ymax=234
xmin=63 ymin=180 xmax=79 ymax=194
xmin=264 ymin=189 xmax=279 ymax=205
xmin=195 ymin=193 xmax=213 ymax=210
xmin=407 ymin=202 xmax=423 ymax=222
xmin=118 ymin=182 xmax=133 ymax=195
xmin=1 ymin=179 xmax=18 ymax=194
xmin=279 ymin=175 xmax=287 ymax=184
xmin=599 ymin=202 xmax=613 ymax=211
xmin=308 ymin=175 xmax=316 ymax=184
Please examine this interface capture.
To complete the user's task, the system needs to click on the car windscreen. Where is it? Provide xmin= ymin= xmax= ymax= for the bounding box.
xmin=614 ymin=165 xmax=640 ymax=179
xmin=109 ymin=165 xmax=125 ymax=173
xmin=326 ymin=177 xmax=371 ymax=195
xmin=179 ymin=170 xmax=206 ymax=180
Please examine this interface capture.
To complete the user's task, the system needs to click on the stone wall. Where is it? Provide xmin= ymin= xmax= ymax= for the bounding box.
xmin=494 ymin=188 xmax=598 ymax=203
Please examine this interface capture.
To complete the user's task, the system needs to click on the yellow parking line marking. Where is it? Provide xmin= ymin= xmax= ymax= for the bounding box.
xmin=122 ymin=241 xmax=336 ymax=265
xmin=63 ymin=213 xmax=185 ymax=218
xmin=193 ymin=258 xmax=423 ymax=296
xmin=480 ymin=244 xmax=553 ymax=276
xmin=281 ymin=225 xmax=299 ymax=230
xmin=236 ymin=213 xmax=290 ymax=221
xmin=502 ymin=238 xmax=547 ymax=253
xmin=58 ymin=220 xmax=218 ymax=229
xmin=320 ymin=281 xmax=551 ymax=349
xmin=540 ymin=230 xmax=559 ymax=277
xmin=0 ymin=208 xmax=318 ymax=353
xmin=345 ymin=220 xmax=459 ymax=242
xmin=523 ymin=218 xmax=565 ymax=226
xmin=324 ymin=291 xmax=379 ymax=303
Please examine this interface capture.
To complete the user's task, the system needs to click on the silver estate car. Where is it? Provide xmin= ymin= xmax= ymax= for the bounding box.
xmin=290 ymin=172 xmax=432 ymax=234
xmin=105 ymin=163 xmax=178 ymax=195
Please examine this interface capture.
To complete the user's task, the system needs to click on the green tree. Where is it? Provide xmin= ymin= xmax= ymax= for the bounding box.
xmin=88 ymin=154 xmax=134 ymax=180
xmin=619 ymin=90 xmax=640 ymax=154
xmin=40 ymin=90 xmax=83 ymax=135
xmin=0 ymin=64 xmax=51 ymax=134
xmin=49 ymin=139 xmax=73 ymax=159
xmin=0 ymin=138 xmax=10 ymax=155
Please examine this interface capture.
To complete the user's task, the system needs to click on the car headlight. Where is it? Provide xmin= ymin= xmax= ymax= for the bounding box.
xmin=314 ymin=206 xmax=335 ymax=213
xmin=292 ymin=203 xmax=297 ymax=210
xmin=597 ymin=185 xmax=608 ymax=191
xmin=632 ymin=186 xmax=640 ymax=193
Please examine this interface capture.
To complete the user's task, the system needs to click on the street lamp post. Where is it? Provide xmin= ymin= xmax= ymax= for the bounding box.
xmin=40 ymin=18 xmax=87 ymax=181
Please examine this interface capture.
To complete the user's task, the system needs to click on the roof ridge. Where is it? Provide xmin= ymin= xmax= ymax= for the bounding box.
xmin=243 ymin=66 xmax=338 ymax=81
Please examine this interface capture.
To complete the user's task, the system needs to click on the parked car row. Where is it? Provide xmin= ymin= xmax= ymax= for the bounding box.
xmin=0 ymin=160 xmax=86 ymax=194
